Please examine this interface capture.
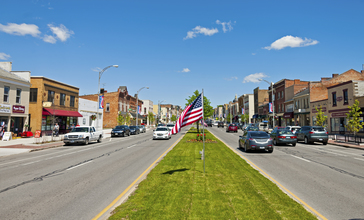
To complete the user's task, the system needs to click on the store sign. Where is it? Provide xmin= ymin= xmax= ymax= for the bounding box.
xmin=337 ymin=96 xmax=343 ymax=102
xmin=2 ymin=132 xmax=12 ymax=141
xmin=312 ymin=107 xmax=326 ymax=113
xmin=332 ymin=112 xmax=348 ymax=118
xmin=12 ymin=105 xmax=25 ymax=113
xmin=0 ymin=104 xmax=11 ymax=113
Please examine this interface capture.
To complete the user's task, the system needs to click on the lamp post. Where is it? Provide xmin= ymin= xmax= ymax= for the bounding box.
xmin=136 ymin=87 xmax=149 ymax=126
xmin=97 ymin=65 xmax=118 ymax=130
xmin=259 ymin=79 xmax=275 ymax=128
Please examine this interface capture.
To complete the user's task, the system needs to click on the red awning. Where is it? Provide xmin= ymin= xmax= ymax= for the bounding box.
xmin=43 ymin=108 xmax=83 ymax=117
xmin=283 ymin=112 xmax=294 ymax=118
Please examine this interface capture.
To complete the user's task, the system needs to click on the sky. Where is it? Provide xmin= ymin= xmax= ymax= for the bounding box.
xmin=1 ymin=0 xmax=364 ymax=108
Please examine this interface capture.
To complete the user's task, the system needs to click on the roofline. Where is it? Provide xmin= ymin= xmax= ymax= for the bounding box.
xmin=31 ymin=76 xmax=79 ymax=90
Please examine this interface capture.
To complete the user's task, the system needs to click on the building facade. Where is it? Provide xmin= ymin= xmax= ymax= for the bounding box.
xmin=78 ymin=98 xmax=102 ymax=128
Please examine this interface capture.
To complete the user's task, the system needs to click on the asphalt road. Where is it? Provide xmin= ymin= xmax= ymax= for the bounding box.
xmin=0 ymin=128 xmax=186 ymax=220
xmin=209 ymin=126 xmax=364 ymax=220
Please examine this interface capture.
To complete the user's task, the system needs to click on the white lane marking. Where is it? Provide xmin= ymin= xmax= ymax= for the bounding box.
xmin=67 ymin=161 xmax=93 ymax=171
xmin=291 ymin=155 xmax=311 ymax=162
xmin=354 ymin=158 xmax=364 ymax=161
xmin=127 ymin=145 xmax=136 ymax=149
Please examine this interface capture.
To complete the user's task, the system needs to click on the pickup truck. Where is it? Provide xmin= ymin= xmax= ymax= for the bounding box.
xmin=63 ymin=126 xmax=103 ymax=145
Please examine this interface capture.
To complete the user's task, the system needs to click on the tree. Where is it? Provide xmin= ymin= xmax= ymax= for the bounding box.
xmin=171 ymin=115 xmax=177 ymax=122
xmin=125 ymin=113 xmax=131 ymax=126
xmin=117 ymin=113 xmax=125 ymax=125
xmin=315 ymin=106 xmax=327 ymax=127
xmin=148 ymin=112 xmax=155 ymax=125
xmin=345 ymin=99 xmax=364 ymax=136
xmin=185 ymin=90 xmax=214 ymax=132
xmin=241 ymin=113 xmax=249 ymax=125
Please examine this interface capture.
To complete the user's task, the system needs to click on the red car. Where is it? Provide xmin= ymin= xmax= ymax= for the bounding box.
xmin=226 ymin=123 xmax=238 ymax=133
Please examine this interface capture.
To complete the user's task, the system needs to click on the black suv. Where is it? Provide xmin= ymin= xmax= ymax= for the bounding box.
xmin=217 ymin=122 xmax=224 ymax=128
xmin=296 ymin=126 xmax=328 ymax=145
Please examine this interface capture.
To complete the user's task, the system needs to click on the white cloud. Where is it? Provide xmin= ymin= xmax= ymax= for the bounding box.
xmin=0 ymin=52 xmax=11 ymax=60
xmin=216 ymin=20 xmax=234 ymax=33
xmin=181 ymin=68 xmax=190 ymax=73
xmin=0 ymin=23 xmax=40 ymax=37
xmin=243 ymin=73 xmax=268 ymax=83
xmin=264 ymin=35 xmax=319 ymax=50
xmin=47 ymin=24 xmax=74 ymax=42
xmin=184 ymin=26 xmax=218 ymax=40
xmin=43 ymin=35 xmax=56 ymax=44
xmin=224 ymin=76 xmax=238 ymax=81
xmin=91 ymin=67 xmax=102 ymax=72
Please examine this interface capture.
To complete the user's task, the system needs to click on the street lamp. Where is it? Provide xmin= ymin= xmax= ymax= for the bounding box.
xmin=259 ymin=79 xmax=275 ymax=128
xmin=96 ymin=65 xmax=118 ymax=130
xmin=136 ymin=87 xmax=149 ymax=126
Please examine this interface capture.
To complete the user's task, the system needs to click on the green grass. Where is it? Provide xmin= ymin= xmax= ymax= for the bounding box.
xmin=109 ymin=128 xmax=317 ymax=220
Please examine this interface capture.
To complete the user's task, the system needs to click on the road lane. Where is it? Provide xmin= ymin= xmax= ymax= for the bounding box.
xmin=0 ymin=128 xmax=187 ymax=220
xmin=209 ymin=126 xmax=364 ymax=220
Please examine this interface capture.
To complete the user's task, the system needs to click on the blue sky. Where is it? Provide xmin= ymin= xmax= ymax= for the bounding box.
xmin=1 ymin=0 xmax=364 ymax=108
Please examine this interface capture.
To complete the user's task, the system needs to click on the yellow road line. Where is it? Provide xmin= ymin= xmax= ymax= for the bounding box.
xmin=210 ymin=131 xmax=328 ymax=220
xmin=92 ymin=135 xmax=184 ymax=220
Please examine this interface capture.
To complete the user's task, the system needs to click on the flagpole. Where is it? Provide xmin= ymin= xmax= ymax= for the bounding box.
xmin=202 ymin=89 xmax=205 ymax=173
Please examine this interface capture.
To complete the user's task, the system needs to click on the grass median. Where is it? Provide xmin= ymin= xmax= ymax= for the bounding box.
xmin=109 ymin=127 xmax=317 ymax=219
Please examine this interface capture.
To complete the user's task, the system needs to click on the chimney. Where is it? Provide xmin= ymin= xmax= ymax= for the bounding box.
xmin=332 ymin=74 xmax=339 ymax=78
xmin=294 ymin=79 xmax=301 ymax=84
xmin=321 ymin=77 xmax=331 ymax=81
xmin=0 ymin=62 xmax=12 ymax=72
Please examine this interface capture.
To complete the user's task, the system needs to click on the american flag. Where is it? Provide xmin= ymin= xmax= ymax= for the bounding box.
xmin=169 ymin=93 xmax=203 ymax=135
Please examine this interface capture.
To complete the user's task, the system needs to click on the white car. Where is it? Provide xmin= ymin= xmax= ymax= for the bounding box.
xmin=153 ymin=126 xmax=171 ymax=140
xmin=213 ymin=121 xmax=218 ymax=126
xmin=166 ymin=124 xmax=175 ymax=132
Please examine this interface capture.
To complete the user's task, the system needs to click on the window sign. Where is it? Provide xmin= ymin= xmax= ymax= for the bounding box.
xmin=0 ymin=104 xmax=11 ymax=113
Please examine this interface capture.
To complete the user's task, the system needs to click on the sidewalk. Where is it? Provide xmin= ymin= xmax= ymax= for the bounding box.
xmin=0 ymin=129 xmax=112 ymax=157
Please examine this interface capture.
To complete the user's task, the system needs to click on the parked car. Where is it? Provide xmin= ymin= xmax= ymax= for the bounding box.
xmin=296 ymin=126 xmax=328 ymax=145
xmin=138 ymin=125 xmax=146 ymax=133
xmin=129 ymin=126 xmax=140 ymax=135
xmin=226 ymin=123 xmax=238 ymax=132
xmin=206 ymin=120 xmax=213 ymax=127
xmin=239 ymin=131 xmax=273 ymax=153
xmin=63 ymin=126 xmax=103 ymax=145
xmin=286 ymin=126 xmax=301 ymax=134
xmin=213 ymin=121 xmax=218 ymax=126
xmin=255 ymin=122 xmax=269 ymax=132
xmin=270 ymin=127 xmax=297 ymax=146
xmin=111 ymin=125 xmax=130 ymax=137
xmin=217 ymin=122 xmax=224 ymax=128
xmin=153 ymin=126 xmax=171 ymax=140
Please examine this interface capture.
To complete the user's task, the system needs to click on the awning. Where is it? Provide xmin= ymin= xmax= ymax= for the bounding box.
xmin=283 ymin=112 xmax=294 ymax=118
xmin=43 ymin=108 xmax=83 ymax=117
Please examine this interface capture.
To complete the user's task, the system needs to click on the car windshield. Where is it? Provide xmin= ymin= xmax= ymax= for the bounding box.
xmin=230 ymin=124 xmax=236 ymax=126
xmin=247 ymin=127 xmax=259 ymax=131
xmin=129 ymin=126 xmax=137 ymax=129
xmin=278 ymin=130 xmax=293 ymax=135
xmin=167 ymin=124 xmax=174 ymax=127
xmin=156 ymin=128 xmax=168 ymax=131
xmin=71 ymin=127 xmax=89 ymax=132
xmin=114 ymin=126 xmax=127 ymax=129
xmin=250 ymin=132 xmax=270 ymax=138
xmin=312 ymin=127 xmax=325 ymax=131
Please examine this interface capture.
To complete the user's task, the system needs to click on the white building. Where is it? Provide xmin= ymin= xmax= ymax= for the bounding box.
xmin=141 ymin=99 xmax=153 ymax=125
xmin=78 ymin=98 xmax=103 ymax=130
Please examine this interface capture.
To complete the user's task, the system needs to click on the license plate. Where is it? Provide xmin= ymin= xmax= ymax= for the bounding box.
xmin=70 ymin=140 xmax=74 ymax=143
xmin=319 ymin=139 xmax=323 ymax=141
xmin=260 ymin=146 xmax=265 ymax=149
xmin=115 ymin=133 xmax=118 ymax=136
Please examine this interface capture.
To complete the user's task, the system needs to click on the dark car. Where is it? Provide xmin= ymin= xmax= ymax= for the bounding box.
xmin=129 ymin=126 xmax=140 ymax=135
xmin=217 ymin=122 xmax=224 ymax=128
xmin=111 ymin=125 xmax=130 ymax=137
xmin=239 ymin=131 xmax=273 ymax=153
xmin=226 ymin=123 xmax=238 ymax=132
xmin=270 ymin=128 xmax=297 ymax=146
xmin=296 ymin=126 xmax=328 ymax=145
xmin=245 ymin=126 xmax=259 ymax=132
xmin=206 ymin=120 xmax=213 ymax=127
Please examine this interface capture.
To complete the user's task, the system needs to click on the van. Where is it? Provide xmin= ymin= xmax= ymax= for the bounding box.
xmin=255 ymin=122 xmax=269 ymax=132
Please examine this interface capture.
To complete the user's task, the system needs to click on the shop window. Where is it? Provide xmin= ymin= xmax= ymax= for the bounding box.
xmin=106 ymin=103 xmax=110 ymax=112
xmin=60 ymin=93 xmax=66 ymax=106
xmin=48 ymin=90 xmax=55 ymax=103
xmin=30 ymin=88 xmax=37 ymax=102
xmin=343 ymin=89 xmax=348 ymax=105
xmin=3 ymin=86 xmax=10 ymax=103
xmin=307 ymin=98 xmax=309 ymax=108
xmin=332 ymin=92 xmax=337 ymax=106
xmin=70 ymin=96 xmax=75 ymax=107
xmin=16 ymin=88 xmax=21 ymax=103
xmin=281 ymin=91 xmax=284 ymax=99
xmin=277 ymin=92 xmax=280 ymax=100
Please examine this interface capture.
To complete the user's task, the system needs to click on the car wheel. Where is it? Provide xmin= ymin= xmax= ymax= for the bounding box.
xmin=84 ymin=138 xmax=89 ymax=145
xmin=304 ymin=137 xmax=309 ymax=144
xmin=238 ymin=141 xmax=241 ymax=149
xmin=244 ymin=143 xmax=249 ymax=152
xmin=97 ymin=135 xmax=102 ymax=143
xmin=323 ymin=141 xmax=327 ymax=145
xmin=292 ymin=143 xmax=296 ymax=147
xmin=273 ymin=139 xmax=277 ymax=146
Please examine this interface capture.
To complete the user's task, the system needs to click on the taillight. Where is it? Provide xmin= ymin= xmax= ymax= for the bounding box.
xmin=326 ymin=131 xmax=328 ymax=134
xmin=278 ymin=136 xmax=286 ymax=139
xmin=292 ymin=136 xmax=297 ymax=139
xmin=309 ymin=131 xmax=314 ymax=134
xmin=249 ymin=138 xmax=254 ymax=141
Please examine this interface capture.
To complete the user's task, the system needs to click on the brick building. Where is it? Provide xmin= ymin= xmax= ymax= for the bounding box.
xmin=80 ymin=86 xmax=144 ymax=128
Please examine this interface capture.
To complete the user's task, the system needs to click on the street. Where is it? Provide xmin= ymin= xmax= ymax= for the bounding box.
xmin=0 ymin=128 xmax=185 ymax=220
xmin=209 ymin=126 xmax=364 ymax=220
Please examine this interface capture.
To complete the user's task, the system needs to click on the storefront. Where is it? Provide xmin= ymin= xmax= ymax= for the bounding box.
xmin=42 ymin=108 xmax=82 ymax=135
xmin=0 ymin=104 xmax=28 ymax=138
xmin=330 ymin=111 xmax=349 ymax=134
xmin=283 ymin=112 xmax=294 ymax=126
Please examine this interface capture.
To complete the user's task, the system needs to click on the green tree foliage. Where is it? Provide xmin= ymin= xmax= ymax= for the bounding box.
xmin=315 ymin=106 xmax=327 ymax=127
xmin=171 ymin=115 xmax=177 ymax=122
xmin=125 ymin=113 xmax=131 ymax=126
xmin=345 ymin=99 xmax=364 ymax=136
xmin=117 ymin=113 xmax=125 ymax=125
xmin=241 ymin=113 xmax=249 ymax=124
xmin=148 ymin=112 xmax=155 ymax=125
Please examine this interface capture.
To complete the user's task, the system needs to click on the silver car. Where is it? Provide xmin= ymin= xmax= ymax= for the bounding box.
xmin=239 ymin=131 xmax=273 ymax=153
xmin=138 ymin=125 xmax=146 ymax=133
